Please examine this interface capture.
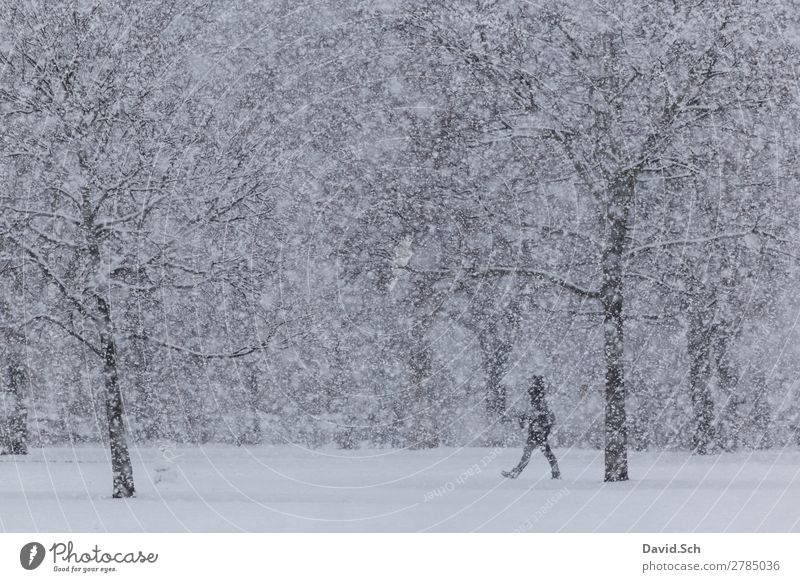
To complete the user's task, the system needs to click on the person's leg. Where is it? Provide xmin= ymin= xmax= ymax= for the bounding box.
xmin=541 ymin=442 xmax=561 ymax=479
xmin=502 ymin=443 xmax=533 ymax=478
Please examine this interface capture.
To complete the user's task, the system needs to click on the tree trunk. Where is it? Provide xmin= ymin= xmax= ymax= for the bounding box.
xmin=246 ymin=364 xmax=263 ymax=445
xmin=408 ymin=322 xmax=439 ymax=449
xmin=687 ymin=297 xmax=715 ymax=454
xmin=1 ymin=271 xmax=28 ymax=454
xmin=601 ymin=173 xmax=632 ymax=482
xmin=478 ymin=325 xmax=510 ymax=419
xmin=406 ymin=274 xmax=440 ymax=449
xmin=713 ymin=324 xmax=743 ymax=451
xmin=751 ymin=369 xmax=772 ymax=450
xmin=478 ymin=325 xmax=511 ymax=446
xmin=407 ymin=312 xmax=439 ymax=449
xmin=82 ymin=187 xmax=135 ymax=497
xmin=99 ymin=301 xmax=135 ymax=498
xmin=5 ymin=358 xmax=29 ymax=455
xmin=602 ymin=289 xmax=628 ymax=481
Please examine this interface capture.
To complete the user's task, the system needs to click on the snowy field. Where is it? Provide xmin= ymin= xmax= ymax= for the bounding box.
xmin=2 ymin=445 xmax=799 ymax=532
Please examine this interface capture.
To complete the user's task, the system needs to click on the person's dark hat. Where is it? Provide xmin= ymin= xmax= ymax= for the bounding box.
xmin=527 ymin=375 xmax=545 ymax=397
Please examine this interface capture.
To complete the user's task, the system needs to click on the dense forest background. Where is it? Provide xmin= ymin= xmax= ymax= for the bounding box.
xmin=2 ymin=0 xmax=800 ymax=480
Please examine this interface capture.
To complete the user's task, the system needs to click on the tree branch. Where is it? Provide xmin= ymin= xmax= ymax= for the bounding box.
xmin=623 ymin=229 xmax=757 ymax=259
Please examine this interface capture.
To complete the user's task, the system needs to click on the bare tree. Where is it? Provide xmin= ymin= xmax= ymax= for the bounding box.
xmin=0 ymin=0 xmax=217 ymax=496
xmin=406 ymin=0 xmax=780 ymax=480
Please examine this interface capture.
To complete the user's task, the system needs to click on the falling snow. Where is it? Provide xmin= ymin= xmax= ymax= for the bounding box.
xmin=1 ymin=0 xmax=799 ymax=530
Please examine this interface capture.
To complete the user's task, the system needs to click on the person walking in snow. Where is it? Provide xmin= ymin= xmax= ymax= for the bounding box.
xmin=501 ymin=375 xmax=561 ymax=479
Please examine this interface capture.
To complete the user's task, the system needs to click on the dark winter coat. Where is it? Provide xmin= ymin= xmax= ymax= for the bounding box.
xmin=523 ymin=409 xmax=555 ymax=446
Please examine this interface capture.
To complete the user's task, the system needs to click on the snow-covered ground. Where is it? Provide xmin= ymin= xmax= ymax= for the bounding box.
xmin=2 ymin=445 xmax=799 ymax=532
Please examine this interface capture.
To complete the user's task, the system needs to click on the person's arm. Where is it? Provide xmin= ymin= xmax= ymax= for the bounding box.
xmin=502 ymin=408 xmax=528 ymax=429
